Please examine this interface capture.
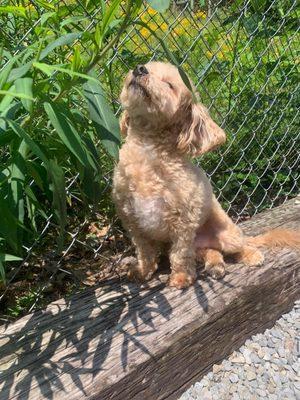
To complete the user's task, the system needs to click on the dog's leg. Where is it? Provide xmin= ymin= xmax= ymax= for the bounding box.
xmin=169 ymin=235 xmax=197 ymax=289
xmin=233 ymin=245 xmax=265 ymax=267
xmin=127 ymin=237 xmax=159 ymax=282
xmin=197 ymin=248 xmax=226 ymax=279
xmin=195 ymin=197 xmax=264 ymax=269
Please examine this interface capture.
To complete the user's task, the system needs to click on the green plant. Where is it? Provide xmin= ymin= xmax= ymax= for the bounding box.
xmin=0 ymin=0 xmax=172 ymax=283
xmin=7 ymin=289 xmax=40 ymax=318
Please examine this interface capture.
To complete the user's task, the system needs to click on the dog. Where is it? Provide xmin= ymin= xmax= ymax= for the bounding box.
xmin=112 ymin=61 xmax=300 ymax=289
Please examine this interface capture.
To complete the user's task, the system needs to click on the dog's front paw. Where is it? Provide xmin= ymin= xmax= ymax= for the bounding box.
xmin=205 ymin=262 xmax=226 ymax=280
xmin=127 ymin=263 xmax=156 ymax=283
xmin=169 ymin=272 xmax=196 ymax=289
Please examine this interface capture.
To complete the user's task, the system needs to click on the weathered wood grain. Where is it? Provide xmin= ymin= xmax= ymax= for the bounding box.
xmin=0 ymin=197 xmax=299 ymax=400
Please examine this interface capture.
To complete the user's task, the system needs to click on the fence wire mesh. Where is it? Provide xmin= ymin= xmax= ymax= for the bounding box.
xmin=0 ymin=0 xmax=299 ymax=319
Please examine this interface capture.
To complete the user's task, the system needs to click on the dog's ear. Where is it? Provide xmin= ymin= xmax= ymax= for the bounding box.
xmin=177 ymin=103 xmax=226 ymax=156
xmin=119 ymin=111 xmax=129 ymax=136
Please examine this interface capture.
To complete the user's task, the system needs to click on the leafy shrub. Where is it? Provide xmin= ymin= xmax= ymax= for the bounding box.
xmin=0 ymin=0 xmax=173 ymax=283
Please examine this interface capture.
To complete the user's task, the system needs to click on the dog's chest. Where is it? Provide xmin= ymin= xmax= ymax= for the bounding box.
xmin=132 ymin=196 xmax=166 ymax=235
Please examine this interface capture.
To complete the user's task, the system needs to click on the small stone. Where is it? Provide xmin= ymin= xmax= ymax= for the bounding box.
xmin=257 ymin=348 xmax=265 ymax=358
xmin=231 ymin=355 xmax=245 ymax=364
xmin=193 ymin=381 xmax=203 ymax=391
xmin=267 ymin=339 xmax=276 ymax=348
xmin=229 ymin=385 xmax=236 ymax=394
xmin=206 ymin=372 xmax=213 ymax=381
xmin=201 ymin=377 xmax=209 ymax=387
xmin=282 ymin=388 xmax=296 ymax=399
xmin=256 ymin=388 xmax=267 ymax=397
xmin=277 ymin=347 xmax=286 ymax=357
xmin=250 ymin=353 xmax=261 ymax=364
xmin=269 ymin=395 xmax=279 ymax=400
xmin=201 ymin=388 xmax=213 ymax=400
xmin=265 ymin=361 xmax=271 ymax=370
xmin=223 ymin=360 xmax=232 ymax=371
xmin=294 ymin=389 xmax=300 ymax=400
xmin=242 ymin=348 xmax=252 ymax=364
xmin=248 ymin=380 xmax=257 ymax=388
xmin=229 ymin=373 xmax=239 ymax=383
xmin=271 ymin=363 xmax=279 ymax=371
xmin=246 ymin=371 xmax=256 ymax=381
xmin=273 ymin=374 xmax=282 ymax=386
xmin=267 ymin=383 xmax=276 ymax=394
xmin=292 ymin=362 xmax=300 ymax=373
xmin=212 ymin=364 xmax=223 ymax=374
xmin=271 ymin=329 xmax=283 ymax=339
xmin=294 ymin=381 xmax=300 ymax=391
xmin=249 ymin=342 xmax=261 ymax=351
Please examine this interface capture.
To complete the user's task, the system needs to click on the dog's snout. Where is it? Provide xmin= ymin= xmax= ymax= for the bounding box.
xmin=133 ymin=64 xmax=148 ymax=77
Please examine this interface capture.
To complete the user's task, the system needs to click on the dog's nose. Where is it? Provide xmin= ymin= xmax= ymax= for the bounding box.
xmin=133 ymin=64 xmax=148 ymax=77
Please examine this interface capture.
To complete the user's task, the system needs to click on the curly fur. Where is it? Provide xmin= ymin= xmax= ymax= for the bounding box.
xmin=112 ymin=61 xmax=300 ymax=289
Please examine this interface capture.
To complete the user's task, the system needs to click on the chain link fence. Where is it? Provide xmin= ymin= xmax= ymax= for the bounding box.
xmin=0 ymin=0 xmax=299 ymax=319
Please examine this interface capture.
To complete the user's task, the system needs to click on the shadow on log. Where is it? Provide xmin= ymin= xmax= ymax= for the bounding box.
xmin=0 ymin=197 xmax=299 ymax=399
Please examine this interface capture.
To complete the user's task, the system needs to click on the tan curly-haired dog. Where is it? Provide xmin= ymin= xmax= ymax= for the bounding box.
xmin=112 ymin=61 xmax=300 ymax=289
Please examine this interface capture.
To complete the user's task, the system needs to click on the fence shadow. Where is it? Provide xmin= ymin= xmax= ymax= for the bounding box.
xmin=0 ymin=268 xmax=233 ymax=400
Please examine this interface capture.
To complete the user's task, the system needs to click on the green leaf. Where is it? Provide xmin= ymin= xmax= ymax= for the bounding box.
xmin=99 ymin=0 xmax=106 ymax=17
xmin=40 ymin=32 xmax=82 ymax=61
xmin=35 ymin=0 xmax=55 ymax=10
xmin=5 ymin=119 xmax=49 ymax=164
xmin=0 ymin=86 xmax=15 ymax=113
xmin=0 ymin=58 xmax=15 ymax=90
xmin=178 ymin=67 xmax=197 ymax=103
xmin=0 ymin=6 xmax=26 ymax=18
xmin=71 ymin=46 xmax=82 ymax=72
xmin=250 ymin=0 xmax=267 ymax=12
xmin=33 ymin=62 xmax=99 ymax=83
xmin=15 ymin=78 xmax=34 ymax=113
xmin=47 ymin=159 xmax=66 ymax=251
xmin=83 ymin=78 xmax=120 ymax=159
xmin=44 ymin=102 xmax=94 ymax=169
xmin=0 ymin=194 xmax=21 ymax=254
xmin=95 ymin=24 xmax=101 ymax=47
xmin=8 ymin=141 xmax=27 ymax=238
xmin=0 ymin=89 xmax=34 ymax=102
xmin=243 ymin=14 xmax=260 ymax=36
xmin=101 ymin=0 xmax=122 ymax=42
xmin=0 ymin=253 xmax=22 ymax=283
xmin=1 ymin=253 xmax=23 ymax=262
xmin=146 ymin=0 xmax=170 ymax=12
xmin=8 ymin=62 xmax=32 ymax=83
xmin=26 ymin=160 xmax=49 ymax=194
xmin=40 ymin=11 xmax=56 ymax=25
xmin=60 ymin=16 xmax=88 ymax=28
xmin=0 ymin=131 xmax=14 ymax=146
xmin=0 ymin=257 xmax=5 ymax=283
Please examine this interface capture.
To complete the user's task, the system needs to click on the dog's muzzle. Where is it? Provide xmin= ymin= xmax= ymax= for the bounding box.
xmin=133 ymin=64 xmax=148 ymax=77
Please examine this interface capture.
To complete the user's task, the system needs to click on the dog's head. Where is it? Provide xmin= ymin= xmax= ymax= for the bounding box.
xmin=120 ymin=61 xmax=226 ymax=155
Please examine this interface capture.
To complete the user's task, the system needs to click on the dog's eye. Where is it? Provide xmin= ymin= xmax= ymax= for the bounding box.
xmin=166 ymin=82 xmax=174 ymax=90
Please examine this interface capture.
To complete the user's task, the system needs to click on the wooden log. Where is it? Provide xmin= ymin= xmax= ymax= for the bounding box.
xmin=0 ymin=197 xmax=299 ymax=400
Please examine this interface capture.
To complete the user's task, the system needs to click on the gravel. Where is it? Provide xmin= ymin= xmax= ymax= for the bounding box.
xmin=180 ymin=301 xmax=300 ymax=400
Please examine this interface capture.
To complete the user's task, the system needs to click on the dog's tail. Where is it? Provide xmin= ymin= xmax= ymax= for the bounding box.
xmin=246 ymin=228 xmax=300 ymax=250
